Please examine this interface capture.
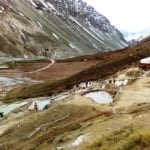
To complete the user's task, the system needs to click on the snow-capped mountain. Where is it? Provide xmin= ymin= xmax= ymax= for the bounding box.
xmin=0 ymin=0 xmax=127 ymax=59
xmin=123 ymin=28 xmax=150 ymax=41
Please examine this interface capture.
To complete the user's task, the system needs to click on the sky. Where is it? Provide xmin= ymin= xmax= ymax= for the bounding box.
xmin=83 ymin=0 xmax=150 ymax=32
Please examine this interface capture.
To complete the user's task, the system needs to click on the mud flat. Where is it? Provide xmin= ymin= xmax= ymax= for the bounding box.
xmin=85 ymin=91 xmax=112 ymax=104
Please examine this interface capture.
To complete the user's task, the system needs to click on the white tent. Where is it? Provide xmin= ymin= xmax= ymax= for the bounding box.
xmin=140 ymin=57 xmax=150 ymax=64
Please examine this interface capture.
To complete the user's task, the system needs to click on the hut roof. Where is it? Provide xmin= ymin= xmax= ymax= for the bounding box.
xmin=140 ymin=57 xmax=150 ymax=64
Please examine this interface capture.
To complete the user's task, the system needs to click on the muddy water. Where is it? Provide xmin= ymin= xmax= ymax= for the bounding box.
xmin=85 ymin=91 xmax=113 ymax=104
xmin=0 ymin=102 xmax=28 ymax=115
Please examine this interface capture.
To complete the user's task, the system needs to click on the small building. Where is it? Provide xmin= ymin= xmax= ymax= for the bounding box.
xmin=139 ymin=57 xmax=150 ymax=70
xmin=78 ymin=82 xmax=93 ymax=89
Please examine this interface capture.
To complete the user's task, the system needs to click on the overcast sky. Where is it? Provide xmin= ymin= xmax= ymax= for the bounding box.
xmin=83 ymin=0 xmax=150 ymax=32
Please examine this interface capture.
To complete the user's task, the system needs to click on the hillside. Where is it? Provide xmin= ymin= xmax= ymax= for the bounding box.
xmin=1 ymin=36 xmax=150 ymax=102
xmin=0 ymin=1 xmax=149 ymax=149
xmin=0 ymin=0 xmax=127 ymax=59
xmin=0 ymin=38 xmax=149 ymax=149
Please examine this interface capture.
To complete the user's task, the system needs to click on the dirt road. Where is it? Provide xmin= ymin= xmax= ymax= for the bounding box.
xmin=27 ymin=59 xmax=55 ymax=74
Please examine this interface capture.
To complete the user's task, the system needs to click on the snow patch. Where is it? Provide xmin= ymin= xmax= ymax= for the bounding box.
xmin=39 ymin=0 xmax=49 ymax=8
xmin=24 ymin=55 xmax=28 ymax=58
xmin=29 ymin=0 xmax=37 ymax=7
xmin=69 ymin=43 xmax=76 ymax=49
xmin=46 ymin=2 xmax=56 ymax=10
xmin=0 ymin=6 xmax=4 ymax=11
xmin=9 ymin=23 xmax=16 ymax=29
xmin=0 ymin=65 xmax=8 ymax=69
xmin=18 ymin=12 xmax=24 ymax=17
xmin=37 ymin=21 xmax=43 ymax=29
xmin=0 ymin=6 xmax=4 ymax=14
xmin=72 ymin=135 xmax=84 ymax=147
xmin=20 ymin=31 xmax=26 ymax=39
xmin=52 ymin=33 xmax=59 ymax=39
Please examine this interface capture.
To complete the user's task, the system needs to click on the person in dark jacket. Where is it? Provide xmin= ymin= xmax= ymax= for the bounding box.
xmin=0 ymin=112 xmax=4 ymax=117
xmin=34 ymin=102 xmax=38 ymax=111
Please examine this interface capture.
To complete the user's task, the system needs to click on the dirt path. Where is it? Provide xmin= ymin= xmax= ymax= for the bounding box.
xmin=27 ymin=59 xmax=55 ymax=74
xmin=114 ymin=76 xmax=150 ymax=110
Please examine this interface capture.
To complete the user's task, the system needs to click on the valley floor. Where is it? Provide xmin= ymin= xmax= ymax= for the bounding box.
xmin=0 ymin=66 xmax=149 ymax=150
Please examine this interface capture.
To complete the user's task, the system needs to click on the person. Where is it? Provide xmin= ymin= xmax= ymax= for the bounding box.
xmin=34 ymin=102 xmax=38 ymax=111
xmin=0 ymin=112 xmax=4 ymax=117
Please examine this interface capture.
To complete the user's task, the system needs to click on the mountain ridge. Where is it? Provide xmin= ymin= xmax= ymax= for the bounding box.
xmin=0 ymin=0 xmax=127 ymax=59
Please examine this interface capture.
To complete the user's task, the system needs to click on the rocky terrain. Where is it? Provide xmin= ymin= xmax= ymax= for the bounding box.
xmin=0 ymin=0 xmax=127 ymax=59
xmin=0 ymin=0 xmax=149 ymax=149
xmin=0 ymin=35 xmax=149 ymax=150
xmin=0 ymin=36 xmax=148 ymax=102
xmin=0 ymin=58 xmax=149 ymax=150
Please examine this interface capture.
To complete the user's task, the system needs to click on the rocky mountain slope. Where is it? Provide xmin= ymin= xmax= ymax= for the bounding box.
xmin=1 ymin=36 xmax=149 ymax=102
xmin=123 ymin=28 xmax=150 ymax=41
xmin=0 ymin=0 xmax=127 ymax=59
xmin=0 ymin=39 xmax=149 ymax=149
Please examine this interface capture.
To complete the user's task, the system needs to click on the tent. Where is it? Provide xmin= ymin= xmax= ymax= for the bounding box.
xmin=140 ymin=57 xmax=150 ymax=64
xmin=140 ymin=57 xmax=150 ymax=70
